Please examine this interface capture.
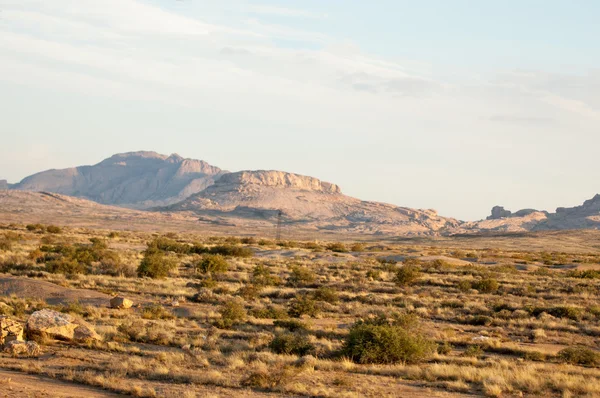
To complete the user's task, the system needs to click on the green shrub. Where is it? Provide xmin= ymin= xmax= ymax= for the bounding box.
xmin=463 ymin=345 xmax=484 ymax=357
xmin=137 ymin=247 xmax=177 ymax=279
xmin=195 ymin=254 xmax=229 ymax=275
xmin=472 ymin=278 xmax=499 ymax=293
xmin=457 ymin=280 xmax=472 ymax=292
xmin=567 ymin=270 xmax=600 ymax=279
xmin=394 ymin=265 xmax=421 ymax=286
xmin=366 ymin=269 xmax=382 ymax=280
xmin=250 ymin=305 xmax=288 ymax=320
xmin=141 ymin=304 xmax=174 ymax=320
xmin=288 ymin=294 xmax=320 ymax=318
xmin=528 ymin=305 xmax=583 ymax=321
xmin=45 ymin=258 xmax=85 ymax=275
xmin=313 ymin=286 xmax=339 ymax=304
xmin=251 ymin=264 xmax=281 ymax=286
xmin=437 ymin=342 xmax=453 ymax=355
xmin=236 ymin=284 xmax=263 ymax=300
xmin=216 ymin=300 xmax=247 ymax=329
xmin=273 ymin=319 xmax=311 ymax=332
xmin=269 ymin=332 xmax=314 ymax=356
xmin=287 ymin=266 xmax=316 ymax=287
xmin=45 ymin=225 xmax=62 ymax=234
xmin=210 ymin=245 xmax=253 ymax=258
xmin=342 ymin=313 xmax=435 ymax=364
xmin=558 ymin=346 xmax=599 ymax=366
xmin=326 ymin=242 xmax=348 ymax=253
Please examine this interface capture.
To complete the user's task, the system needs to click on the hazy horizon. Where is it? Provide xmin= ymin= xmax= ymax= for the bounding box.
xmin=1 ymin=0 xmax=599 ymax=220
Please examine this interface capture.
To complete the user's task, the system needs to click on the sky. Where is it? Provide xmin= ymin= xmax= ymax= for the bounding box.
xmin=0 ymin=0 xmax=599 ymax=221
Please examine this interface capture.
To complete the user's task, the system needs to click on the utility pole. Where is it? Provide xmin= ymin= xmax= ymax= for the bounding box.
xmin=276 ymin=210 xmax=283 ymax=242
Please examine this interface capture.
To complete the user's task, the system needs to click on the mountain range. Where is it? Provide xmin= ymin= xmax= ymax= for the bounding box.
xmin=3 ymin=151 xmax=600 ymax=236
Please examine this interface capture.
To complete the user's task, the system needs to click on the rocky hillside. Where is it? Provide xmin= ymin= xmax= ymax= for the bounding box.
xmin=166 ymin=170 xmax=460 ymax=235
xmin=457 ymin=195 xmax=600 ymax=233
xmin=9 ymin=151 xmax=225 ymax=209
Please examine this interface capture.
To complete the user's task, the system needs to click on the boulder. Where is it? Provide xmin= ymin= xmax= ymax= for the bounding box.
xmin=26 ymin=309 xmax=78 ymax=341
xmin=25 ymin=309 xmax=101 ymax=343
xmin=110 ymin=296 xmax=133 ymax=309
xmin=3 ymin=340 xmax=41 ymax=357
xmin=0 ymin=316 xmax=24 ymax=346
xmin=73 ymin=322 xmax=102 ymax=343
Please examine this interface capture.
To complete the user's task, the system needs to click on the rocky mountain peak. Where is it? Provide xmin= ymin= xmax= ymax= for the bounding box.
xmin=218 ymin=170 xmax=342 ymax=194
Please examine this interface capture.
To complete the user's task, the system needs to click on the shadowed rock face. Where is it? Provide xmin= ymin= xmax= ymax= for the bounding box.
xmin=10 ymin=151 xmax=225 ymax=209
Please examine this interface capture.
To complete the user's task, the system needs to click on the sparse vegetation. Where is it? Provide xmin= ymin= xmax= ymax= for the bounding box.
xmin=1 ymin=223 xmax=600 ymax=397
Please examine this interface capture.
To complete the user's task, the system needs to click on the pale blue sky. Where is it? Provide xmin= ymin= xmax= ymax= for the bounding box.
xmin=1 ymin=0 xmax=599 ymax=220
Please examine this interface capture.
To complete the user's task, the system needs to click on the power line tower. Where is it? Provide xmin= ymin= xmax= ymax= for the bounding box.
xmin=276 ymin=210 xmax=283 ymax=242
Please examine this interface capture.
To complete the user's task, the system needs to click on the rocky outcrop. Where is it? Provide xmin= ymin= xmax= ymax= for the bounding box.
xmin=0 ymin=316 xmax=24 ymax=345
xmin=3 ymin=340 xmax=41 ymax=357
xmin=487 ymin=206 xmax=513 ymax=220
xmin=10 ymin=151 xmax=225 ymax=209
xmin=167 ymin=170 xmax=459 ymax=236
xmin=110 ymin=296 xmax=133 ymax=309
xmin=25 ymin=309 xmax=101 ymax=343
xmin=218 ymin=171 xmax=341 ymax=194
xmin=0 ymin=180 xmax=8 ymax=190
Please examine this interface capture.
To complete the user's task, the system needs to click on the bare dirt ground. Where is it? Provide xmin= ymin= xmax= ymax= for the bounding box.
xmin=0 ymin=275 xmax=110 ymax=306
xmin=0 ymin=369 xmax=122 ymax=398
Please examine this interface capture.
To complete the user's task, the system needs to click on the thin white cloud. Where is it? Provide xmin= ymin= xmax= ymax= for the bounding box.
xmin=247 ymin=5 xmax=328 ymax=19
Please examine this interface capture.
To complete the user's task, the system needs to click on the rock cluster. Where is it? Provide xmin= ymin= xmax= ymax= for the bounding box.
xmin=25 ymin=309 xmax=101 ymax=343
xmin=1 ymin=315 xmax=40 ymax=357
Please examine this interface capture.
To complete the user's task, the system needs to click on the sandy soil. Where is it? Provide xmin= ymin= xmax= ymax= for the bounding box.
xmin=0 ymin=369 xmax=122 ymax=397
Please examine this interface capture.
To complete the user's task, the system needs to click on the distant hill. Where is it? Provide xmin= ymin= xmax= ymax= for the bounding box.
xmin=9 ymin=151 xmax=225 ymax=209
xmin=6 ymin=151 xmax=600 ymax=236
xmin=456 ymin=195 xmax=600 ymax=233
xmin=165 ymin=170 xmax=460 ymax=235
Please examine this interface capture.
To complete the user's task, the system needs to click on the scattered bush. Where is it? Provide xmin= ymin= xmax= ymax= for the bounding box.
xmin=273 ymin=319 xmax=311 ymax=332
xmin=195 ymin=254 xmax=229 ymax=275
xmin=210 ymin=245 xmax=253 ymax=258
xmin=313 ymin=286 xmax=339 ymax=304
xmin=137 ymin=247 xmax=177 ymax=279
xmin=215 ymin=300 xmax=247 ymax=329
xmin=45 ymin=225 xmax=62 ymax=234
xmin=394 ymin=265 xmax=421 ymax=286
xmin=269 ymin=332 xmax=314 ymax=356
xmin=287 ymin=266 xmax=316 ymax=287
xmin=288 ymin=294 xmax=320 ymax=318
xmin=141 ymin=304 xmax=174 ymax=320
xmin=326 ymin=242 xmax=348 ymax=253
xmin=236 ymin=284 xmax=263 ymax=300
xmin=472 ymin=278 xmax=499 ymax=293
xmin=342 ymin=313 xmax=435 ymax=364
xmin=558 ymin=346 xmax=599 ymax=366
xmin=251 ymin=264 xmax=281 ymax=286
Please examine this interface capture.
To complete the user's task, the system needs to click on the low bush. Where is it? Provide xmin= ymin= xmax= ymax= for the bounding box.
xmin=288 ymin=294 xmax=320 ymax=318
xmin=251 ymin=264 xmax=281 ymax=286
xmin=472 ymin=278 xmax=499 ymax=293
xmin=195 ymin=254 xmax=229 ymax=275
xmin=394 ymin=265 xmax=421 ymax=286
xmin=342 ymin=313 xmax=435 ymax=364
xmin=326 ymin=242 xmax=348 ymax=253
xmin=215 ymin=300 xmax=247 ymax=329
xmin=137 ymin=247 xmax=177 ymax=279
xmin=558 ymin=346 xmax=599 ymax=366
xmin=269 ymin=332 xmax=314 ymax=356
xmin=287 ymin=266 xmax=316 ymax=287
xmin=312 ymin=286 xmax=339 ymax=304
